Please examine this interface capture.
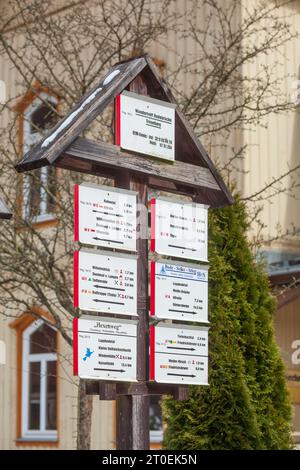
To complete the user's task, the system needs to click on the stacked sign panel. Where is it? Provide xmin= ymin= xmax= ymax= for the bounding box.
xmin=150 ymin=197 xmax=208 ymax=262
xmin=74 ymin=250 xmax=137 ymax=316
xmin=150 ymin=196 xmax=209 ymax=386
xmin=74 ymin=183 xmax=137 ymax=251
xmin=150 ymin=324 xmax=208 ymax=385
xmin=74 ymin=316 xmax=137 ymax=381
xmin=73 ymin=183 xmax=138 ymax=382
xmin=150 ymin=261 xmax=208 ymax=323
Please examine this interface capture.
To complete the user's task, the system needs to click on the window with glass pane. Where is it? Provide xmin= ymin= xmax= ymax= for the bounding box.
xmin=46 ymin=361 xmax=57 ymax=430
xmin=23 ymin=94 xmax=58 ymax=221
xmin=22 ymin=320 xmax=58 ymax=440
xmin=28 ymin=362 xmax=41 ymax=430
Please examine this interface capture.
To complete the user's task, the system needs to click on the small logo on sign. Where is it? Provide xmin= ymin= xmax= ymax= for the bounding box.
xmin=160 ymin=265 xmax=167 ymax=275
xmin=83 ymin=348 xmax=94 ymax=361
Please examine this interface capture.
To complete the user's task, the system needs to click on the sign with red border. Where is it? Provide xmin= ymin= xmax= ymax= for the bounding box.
xmin=74 ymin=249 xmax=137 ymax=316
xmin=74 ymin=183 xmax=137 ymax=251
xmin=150 ymin=197 xmax=208 ymax=262
xmin=115 ymin=91 xmax=175 ymax=161
xmin=73 ymin=316 xmax=137 ymax=381
xmin=150 ymin=323 xmax=209 ymax=385
xmin=150 ymin=261 xmax=208 ymax=323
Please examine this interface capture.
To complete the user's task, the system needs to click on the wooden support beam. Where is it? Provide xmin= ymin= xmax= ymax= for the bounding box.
xmin=57 ymin=137 xmax=220 ymax=193
xmin=85 ymin=380 xmax=189 ymax=401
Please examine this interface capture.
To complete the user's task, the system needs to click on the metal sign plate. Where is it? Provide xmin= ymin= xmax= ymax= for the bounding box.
xmin=150 ymin=261 xmax=208 ymax=323
xmin=151 ymin=197 xmax=208 ymax=262
xmin=74 ymin=183 xmax=137 ymax=251
xmin=150 ymin=323 xmax=209 ymax=385
xmin=73 ymin=316 xmax=137 ymax=381
xmin=116 ymin=91 xmax=176 ymax=162
xmin=74 ymin=250 xmax=137 ymax=316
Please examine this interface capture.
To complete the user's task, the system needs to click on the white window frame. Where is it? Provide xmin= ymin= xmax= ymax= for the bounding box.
xmin=23 ymin=93 xmax=58 ymax=223
xmin=21 ymin=319 xmax=58 ymax=441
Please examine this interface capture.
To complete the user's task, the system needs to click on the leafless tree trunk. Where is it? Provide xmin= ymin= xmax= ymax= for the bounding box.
xmin=77 ymin=379 xmax=93 ymax=450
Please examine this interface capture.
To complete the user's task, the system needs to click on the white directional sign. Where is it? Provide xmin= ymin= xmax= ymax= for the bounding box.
xmin=74 ymin=183 xmax=137 ymax=251
xmin=151 ymin=197 xmax=208 ymax=262
xmin=150 ymin=323 xmax=209 ymax=385
xmin=150 ymin=261 xmax=208 ymax=323
xmin=73 ymin=316 xmax=137 ymax=381
xmin=116 ymin=91 xmax=176 ymax=162
xmin=74 ymin=250 xmax=137 ymax=316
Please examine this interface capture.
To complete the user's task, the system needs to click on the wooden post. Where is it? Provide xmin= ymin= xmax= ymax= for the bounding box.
xmin=130 ymin=176 xmax=149 ymax=450
xmin=114 ymin=171 xmax=149 ymax=450
xmin=116 ymin=395 xmax=133 ymax=449
xmin=114 ymin=74 xmax=150 ymax=450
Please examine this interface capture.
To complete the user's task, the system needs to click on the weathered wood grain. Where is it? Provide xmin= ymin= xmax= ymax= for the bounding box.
xmin=15 ymin=54 xmax=233 ymax=207
xmin=59 ymin=137 xmax=220 ymax=190
xmin=15 ymin=57 xmax=147 ymax=171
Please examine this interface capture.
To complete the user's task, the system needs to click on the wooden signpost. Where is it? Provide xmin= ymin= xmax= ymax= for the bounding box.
xmin=15 ymin=55 xmax=233 ymax=450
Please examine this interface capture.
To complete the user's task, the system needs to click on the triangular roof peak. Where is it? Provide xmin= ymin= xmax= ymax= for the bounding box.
xmin=15 ymin=55 xmax=233 ymax=207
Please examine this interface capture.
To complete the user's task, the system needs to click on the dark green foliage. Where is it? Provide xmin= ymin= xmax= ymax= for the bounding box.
xmin=162 ymin=198 xmax=292 ymax=450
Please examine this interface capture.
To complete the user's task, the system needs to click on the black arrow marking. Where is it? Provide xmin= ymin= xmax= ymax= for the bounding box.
xmin=167 ymin=346 xmax=195 ymax=351
xmin=92 ymin=237 xmax=124 ymax=244
xmin=93 ymin=285 xmax=125 ymax=291
xmin=169 ymin=309 xmax=200 ymax=314
xmin=167 ymin=373 xmax=196 ymax=378
xmin=92 ymin=210 xmax=123 ymax=217
xmin=168 ymin=244 xmax=197 ymax=252
xmin=94 ymin=368 xmax=125 ymax=373
xmin=93 ymin=299 xmax=124 ymax=305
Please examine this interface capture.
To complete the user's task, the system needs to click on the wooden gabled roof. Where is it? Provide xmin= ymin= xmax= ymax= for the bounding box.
xmin=15 ymin=55 xmax=233 ymax=208
xmin=0 ymin=197 xmax=12 ymax=219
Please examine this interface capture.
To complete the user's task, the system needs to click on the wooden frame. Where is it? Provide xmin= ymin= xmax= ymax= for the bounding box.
xmin=15 ymin=55 xmax=233 ymax=208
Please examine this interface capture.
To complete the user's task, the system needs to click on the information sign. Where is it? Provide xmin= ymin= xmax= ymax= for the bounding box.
xmin=150 ymin=261 xmax=208 ymax=323
xmin=73 ymin=316 xmax=137 ymax=381
xmin=151 ymin=198 xmax=208 ymax=262
xmin=116 ymin=91 xmax=176 ymax=161
xmin=74 ymin=250 xmax=137 ymax=316
xmin=150 ymin=323 xmax=209 ymax=385
xmin=74 ymin=183 xmax=137 ymax=251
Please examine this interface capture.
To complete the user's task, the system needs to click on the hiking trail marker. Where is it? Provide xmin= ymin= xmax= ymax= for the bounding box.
xmin=151 ymin=197 xmax=208 ymax=262
xmin=150 ymin=261 xmax=208 ymax=323
xmin=150 ymin=323 xmax=209 ymax=385
xmin=74 ymin=183 xmax=137 ymax=251
xmin=73 ymin=316 xmax=137 ymax=382
xmin=74 ymin=249 xmax=137 ymax=316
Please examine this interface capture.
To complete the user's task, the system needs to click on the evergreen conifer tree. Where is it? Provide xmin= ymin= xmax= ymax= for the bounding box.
xmin=162 ymin=199 xmax=292 ymax=450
